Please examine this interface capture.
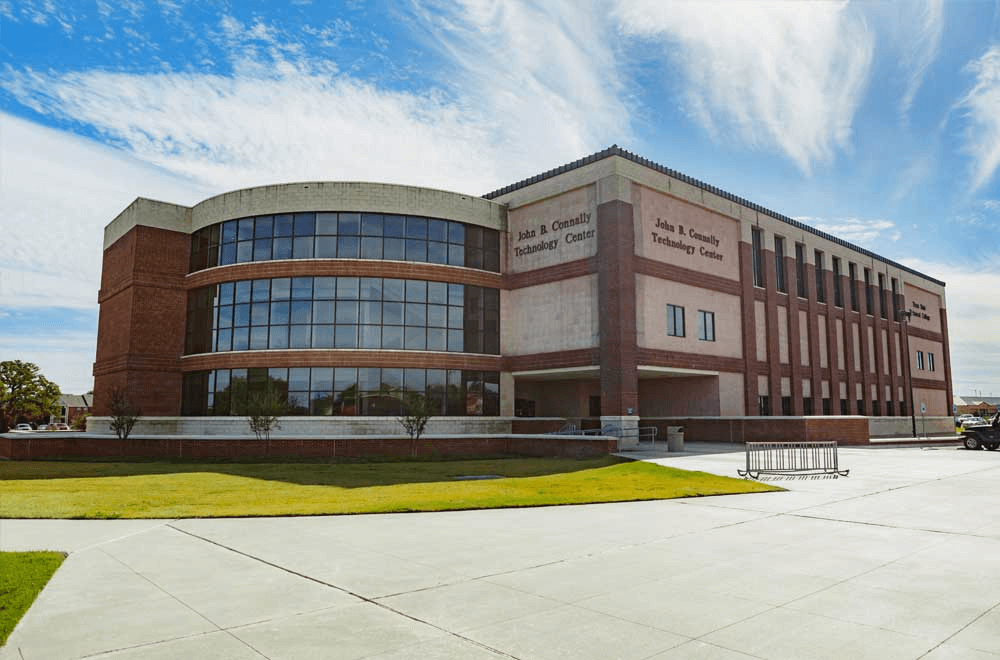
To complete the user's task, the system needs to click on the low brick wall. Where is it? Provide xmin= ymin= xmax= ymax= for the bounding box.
xmin=640 ymin=416 xmax=871 ymax=446
xmin=0 ymin=434 xmax=616 ymax=461
xmin=511 ymin=418 xmax=567 ymax=434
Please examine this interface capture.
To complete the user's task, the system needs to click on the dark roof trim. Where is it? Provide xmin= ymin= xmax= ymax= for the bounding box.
xmin=483 ymin=145 xmax=945 ymax=287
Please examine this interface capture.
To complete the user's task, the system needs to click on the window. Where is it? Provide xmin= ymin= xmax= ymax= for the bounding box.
xmin=832 ymin=257 xmax=842 ymax=307
xmin=928 ymin=352 xmax=935 ymax=372
xmin=887 ymin=401 xmax=894 ymax=416
xmin=891 ymin=278 xmax=900 ymax=320
xmin=878 ymin=273 xmax=887 ymax=319
xmin=782 ymin=396 xmax=793 ymax=416
xmin=849 ymin=263 xmax=858 ymax=311
xmin=815 ymin=250 xmax=825 ymax=303
xmin=796 ymin=243 xmax=807 ymax=298
xmin=774 ymin=236 xmax=786 ymax=293
xmin=697 ymin=310 xmax=715 ymax=341
xmin=857 ymin=399 xmax=865 ymax=415
xmin=822 ymin=398 xmax=832 ymax=415
xmin=864 ymin=268 xmax=873 ymax=315
xmin=751 ymin=228 xmax=765 ymax=288
xmin=841 ymin=398 xmax=849 ymax=415
xmin=667 ymin=304 xmax=685 ymax=337
xmin=803 ymin=398 xmax=813 ymax=415
xmin=916 ymin=350 xmax=925 ymax=370
xmin=758 ymin=395 xmax=770 ymax=416
xmin=872 ymin=400 xmax=880 ymax=416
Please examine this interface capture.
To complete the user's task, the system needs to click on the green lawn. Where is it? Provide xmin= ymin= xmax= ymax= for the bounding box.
xmin=0 ymin=456 xmax=780 ymax=519
xmin=0 ymin=552 xmax=65 ymax=646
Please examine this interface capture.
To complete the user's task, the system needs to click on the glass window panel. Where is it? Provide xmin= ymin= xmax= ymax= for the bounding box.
xmin=404 ymin=368 xmax=425 ymax=391
xmin=383 ymin=279 xmax=405 ymax=301
xmin=484 ymin=248 xmax=500 ymax=272
xmin=220 ymin=242 xmax=237 ymax=265
xmin=358 ymin=368 xmax=380 ymax=391
xmin=272 ymin=237 xmax=293 ymax=260
xmin=313 ymin=276 xmax=336 ymax=299
xmin=238 ymin=218 xmax=254 ymax=241
xmin=448 ymin=244 xmax=464 ymax=266
xmin=427 ymin=304 xmax=447 ymax=327
xmin=254 ymin=215 xmax=273 ymax=238
xmin=287 ymin=392 xmax=309 ymax=414
xmin=271 ymin=278 xmax=291 ymax=300
xmin=361 ymin=237 xmax=382 ymax=259
xmin=268 ymin=367 xmax=287 ymax=384
xmin=313 ymin=300 xmax=334 ymax=324
xmin=337 ymin=277 xmax=359 ymax=299
xmin=216 ymin=328 xmax=232 ymax=352
xmin=311 ymin=392 xmax=333 ymax=416
xmin=382 ymin=325 xmax=403 ymax=349
xmin=237 ymin=241 xmax=253 ymax=263
xmin=314 ymin=236 xmax=337 ymax=258
xmin=215 ymin=369 xmax=231 ymax=391
xmin=466 ymin=248 xmax=483 ymax=270
xmin=232 ymin=326 xmax=250 ymax=351
xmin=361 ymin=214 xmax=383 ymax=236
xmin=383 ymin=238 xmax=405 ymax=260
xmin=448 ymin=329 xmax=463 ymax=352
xmin=338 ymin=236 xmax=360 ymax=258
xmin=290 ymin=300 xmax=312 ymax=324
xmin=449 ymin=283 xmax=464 ymax=306
xmin=405 ymin=303 xmax=426 ymax=326
xmin=382 ymin=367 xmax=403 ymax=389
xmin=448 ymin=306 xmax=463 ymax=329
xmin=251 ymin=279 xmax=270 ymax=301
xmin=359 ymin=325 xmax=381 ymax=348
xmin=218 ymin=304 xmax=233 ymax=328
xmin=250 ymin=302 xmax=269 ymax=325
xmin=406 ymin=280 xmax=427 ymax=302
xmin=384 ymin=215 xmax=405 ymax=237
xmin=268 ymin=325 xmax=288 ymax=349
xmin=338 ymin=213 xmax=360 ymax=234
xmin=310 ymin=367 xmax=333 ymax=391
xmin=289 ymin=325 xmax=311 ymax=349
xmin=427 ymin=242 xmax=448 ymax=264
xmin=334 ymin=368 xmax=357 ymax=391
xmin=383 ymin=301 xmax=403 ymax=325
xmin=406 ymin=239 xmax=427 ymax=262
xmin=428 ymin=219 xmax=448 ymax=242
xmin=335 ymin=325 xmax=358 ymax=348
xmin=234 ymin=303 xmax=251 ymax=326
xmin=289 ymin=368 xmax=310 ymax=391
xmin=427 ymin=328 xmax=447 ymax=352
xmin=273 ymin=214 xmax=293 ymax=237
xmin=291 ymin=277 xmax=312 ymax=299
xmin=222 ymin=221 xmax=238 ymax=243
xmin=315 ymin=212 xmax=337 ymax=235
xmin=360 ymin=278 xmax=381 ymax=300
xmin=406 ymin=217 xmax=427 ymax=239
xmin=293 ymin=236 xmax=314 ymax=259
xmin=293 ymin=212 xmax=315 ymax=236
xmin=312 ymin=324 xmax=335 ymax=349
xmin=359 ymin=301 xmax=381 ymax=324
xmin=448 ymin=222 xmax=464 ymax=244
xmin=427 ymin=282 xmax=448 ymax=305
xmin=249 ymin=326 xmax=269 ymax=350
xmin=404 ymin=327 xmax=426 ymax=350
xmin=336 ymin=300 xmax=359 ymax=324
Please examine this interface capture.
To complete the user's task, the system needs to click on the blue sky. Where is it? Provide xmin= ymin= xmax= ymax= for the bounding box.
xmin=2 ymin=0 xmax=1000 ymax=399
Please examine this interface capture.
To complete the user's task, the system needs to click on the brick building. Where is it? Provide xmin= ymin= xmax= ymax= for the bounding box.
xmin=92 ymin=147 xmax=952 ymax=437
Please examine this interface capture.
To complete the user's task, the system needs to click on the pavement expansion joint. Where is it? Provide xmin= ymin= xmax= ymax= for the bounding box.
xmin=915 ymin=599 xmax=1000 ymax=660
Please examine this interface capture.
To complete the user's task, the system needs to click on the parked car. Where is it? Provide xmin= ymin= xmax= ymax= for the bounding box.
xmin=961 ymin=417 xmax=987 ymax=429
xmin=37 ymin=424 xmax=49 ymax=431
xmin=962 ymin=412 xmax=1000 ymax=450
xmin=14 ymin=423 xmax=32 ymax=431
xmin=50 ymin=422 xmax=70 ymax=431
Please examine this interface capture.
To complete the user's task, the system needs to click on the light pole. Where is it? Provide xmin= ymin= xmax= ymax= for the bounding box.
xmin=898 ymin=309 xmax=918 ymax=438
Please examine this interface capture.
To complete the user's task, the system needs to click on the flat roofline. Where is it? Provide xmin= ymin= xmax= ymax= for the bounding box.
xmin=483 ymin=145 xmax=945 ymax=288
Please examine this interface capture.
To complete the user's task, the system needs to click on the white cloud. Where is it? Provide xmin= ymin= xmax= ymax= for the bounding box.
xmin=897 ymin=0 xmax=944 ymax=117
xmin=614 ymin=0 xmax=873 ymax=173
xmin=0 ymin=327 xmax=98 ymax=394
xmin=795 ymin=216 xmax=899 ymax=247
xmin=959 ymin=46 xmax=1000 ymax=190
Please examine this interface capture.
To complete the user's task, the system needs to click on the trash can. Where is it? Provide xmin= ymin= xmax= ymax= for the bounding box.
xmin=666 ymin=426 xmax=684 ymax=452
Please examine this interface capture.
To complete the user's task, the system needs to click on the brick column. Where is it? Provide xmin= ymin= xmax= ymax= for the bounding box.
xmin=597 ymin=199 xmax=638 ymax=417
xmin=738 ymin=241 xmax=758 ymax=415
xmin=824 ymin=268 xmax=840 ymax=414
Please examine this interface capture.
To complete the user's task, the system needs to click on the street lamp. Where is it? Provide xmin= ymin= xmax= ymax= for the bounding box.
xmin=897 ymin=309 xmax=918 ymax=438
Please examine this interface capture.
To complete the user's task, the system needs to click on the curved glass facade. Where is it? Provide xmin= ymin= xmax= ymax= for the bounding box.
xmin=181 ymin=367 xmax=499 ymax=417
xmin=185 ymin=276 xmax=500 ymax=355
xmin=189 ymin=212 xmax=501 ymax=273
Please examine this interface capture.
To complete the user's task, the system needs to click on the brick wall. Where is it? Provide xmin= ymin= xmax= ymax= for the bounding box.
xmin=641 ymin=416 xmax=871 ymax=446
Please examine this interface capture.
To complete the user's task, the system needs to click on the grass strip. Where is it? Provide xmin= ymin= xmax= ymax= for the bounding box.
xmin=0 ymin=457 xmax=780 ymax=519
xmin=0 ymin=552 xmax=65 ymax=646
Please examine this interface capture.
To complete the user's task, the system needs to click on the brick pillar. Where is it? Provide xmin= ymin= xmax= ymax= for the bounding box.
xmin=597 ymin=199 xmax=637 ymax=417
xmin=738 ymin=241 xmax=758 ymax=415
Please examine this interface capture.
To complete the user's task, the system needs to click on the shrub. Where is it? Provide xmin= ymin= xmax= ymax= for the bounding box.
xmin=107 ymin=388 xmax=140 ymax=441
xmin=398 ymin=392 xmax=432 ymax=441
xmin=246 ymin=384 xmax=288 ymax=441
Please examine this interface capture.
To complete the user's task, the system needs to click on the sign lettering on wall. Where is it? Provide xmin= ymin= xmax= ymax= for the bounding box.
xmin=650 ymin=217 xmax=725 ymax=262
xmin=512 ymin=212 xmax=596 ymax=259
xmin=910 ymin=301 xmax=931 ymax=321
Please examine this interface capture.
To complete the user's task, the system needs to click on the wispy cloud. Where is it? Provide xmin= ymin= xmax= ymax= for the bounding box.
xmin=795 ymin=216 xmax=899 ymax=247
xmin=614 ymin=0 xmax=873 ymax=173
xmin=959 ymin=46 xmax=1000 ymax=191
xmin=898 ymin=0 xmax=944 ymax=117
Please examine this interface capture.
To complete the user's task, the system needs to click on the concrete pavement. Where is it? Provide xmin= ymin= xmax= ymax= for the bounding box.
xmin=2 ymin=443 xmax=1000 ymax=659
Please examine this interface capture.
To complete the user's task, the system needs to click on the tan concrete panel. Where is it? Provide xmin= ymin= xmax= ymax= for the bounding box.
xmin=719 ymin=372 xmax=745 ymax=415
xmin=868 ymin=326 xmax=876 ymax=373
xmin=853 ymin=323 xmax=862 ymax=372
xmin=799 ymin=310 xmax=810 ymax=366
xmin=104 ymin=198 xmax=191 ymax=249
xmin=907 ymin=335 xmax=946 ymax=382
xmin=755 ymin=300 xmax=767 ymax=361
xmin=802 ymin=379 xmax=811 ymax=397
xmin=836 ymin=319 xmax=845 ymax=370
xmin=882 ymin=328 xmax=890 ymax=375
xmin=819 ymin=314 xmax=828 ymax=369
xmin=781 ymin=376 xmax=791 ymax=397
xmin=913 ymin=387 xmax=948 ymax=416
xmin=507 ymin=187 xmax=597 ymax=273
xmin=502 ymin=275 xmax=598 ymax=355
xmin=777 ymin=307 xmax=789 ymax=364
xmin=895 ymin=333 xmax=902 ymax=377
xmin=904 ymin=283 xmax=944 ymax=332
xmin=635 ymin=274 xmax=743 ymax=358
xmin=634 ymin=185 xmax=739 ymax=280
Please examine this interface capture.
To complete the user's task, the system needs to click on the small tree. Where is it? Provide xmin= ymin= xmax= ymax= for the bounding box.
xmin=398 ymin=392 xmax=432 ymax=441
xmin=71 ymin=412 xmax=91 ymax=431
xmin=108 ymin=387 xmax=140 ymax=440
xmin=0 ymin=360 xmax=61 ymax=432
xmin=246 ymin=384 xmax=288 ymax=441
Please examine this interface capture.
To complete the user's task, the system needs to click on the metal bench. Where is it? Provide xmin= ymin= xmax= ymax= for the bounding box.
xmin=738 ymin=441 xmax=849 ymax=479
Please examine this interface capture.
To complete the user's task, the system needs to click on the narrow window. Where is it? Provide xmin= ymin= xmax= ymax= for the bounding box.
xmin=849 ymin=263 xmax=858 ymax=311
xmin=796 ymin=243 xmax=807 ymax=298
xmin=774 ymin=236 xmax=786 ymax=293
xmin=864 ymin=268 xmax=873 ymax=315
xmin=832 ymin=257 xmax=842 ymax=307
xmin=782 ymin=396 xmax=793 ymax=416
xmin=667 ymin=304 xmax=685 ymax=337
xmin=697 ymin=310 xmax=715 ymax=341
xmin=916 ymin=350 xmax=924 ymax=370
xmin=815 ymin=250 xmax=826 ymax=303
xmin=891 ymin=277 xmax=900 ymax=320
xmin=878 ymin=273 xmax=887 ymax=319
xmin=803 ymin=398 xmax=813 ymax=415
xmin=758 ymin=395 xmax=770 ymax=416
xmin=751 ymin=228 xmax=765 ymax=288
xmin=928 ymin=352 xmax=935 ymax=372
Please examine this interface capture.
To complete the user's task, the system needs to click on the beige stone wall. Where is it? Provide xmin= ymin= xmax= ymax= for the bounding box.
xmin=506 ymin=186 xmax=597 ymax=273
xmin=908 ymin=335 xmax=947 ymax=382
xmin=904 ymin=283 xmax=944 ymax=332
xmin=718 ymin=372 xmax=745 ymax=415
xmin=502 ymin=275 xmax=599 ymax=355
xmin=913 ymin=387 xmax=949 ymax=417
xmin=104 ymin=198 xmax=191 ymax=249
xmin=635 ymin=274 xmax=743 ymax=358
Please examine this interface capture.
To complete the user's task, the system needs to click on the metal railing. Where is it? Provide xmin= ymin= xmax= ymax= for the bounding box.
xmin=738 ymin=441 xmax=849 ymax=479
xmin=546 ymin=424 xmax=658 ymax=449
